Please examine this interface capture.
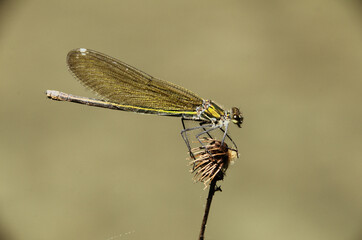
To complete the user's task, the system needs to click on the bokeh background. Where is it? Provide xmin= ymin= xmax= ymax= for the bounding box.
xmin=1 ymin=1 xmax=361 ymax=240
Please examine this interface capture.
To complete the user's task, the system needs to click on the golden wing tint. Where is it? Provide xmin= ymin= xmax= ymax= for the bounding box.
xmin=67 ymin=48 xmax=203 ymax=111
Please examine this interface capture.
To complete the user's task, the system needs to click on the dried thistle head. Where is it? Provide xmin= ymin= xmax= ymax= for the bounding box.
xmin=189 ymin=138 xmax=238 ymax=188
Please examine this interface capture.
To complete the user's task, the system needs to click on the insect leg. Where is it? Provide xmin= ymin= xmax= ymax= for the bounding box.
xmin=180 ymin=119 xmax=214 ymax=158
xmin=199 ymin=121 xmax=213 ymax=138
xmin=181 ymin=118 xmax=193 ymax=157
xmin=217 ymin=127 xmax=238 ymax=152
xmin=194 ymin=125 xmax=222 ymax=158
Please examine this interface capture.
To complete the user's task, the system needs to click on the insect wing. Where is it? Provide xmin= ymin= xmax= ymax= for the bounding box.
xmin=67 ymin=48 xmax=203 ymax=111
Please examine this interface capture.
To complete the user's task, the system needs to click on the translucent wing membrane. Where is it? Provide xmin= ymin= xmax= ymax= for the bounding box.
xmin=67 ymin=48 xmax=203 ymax=111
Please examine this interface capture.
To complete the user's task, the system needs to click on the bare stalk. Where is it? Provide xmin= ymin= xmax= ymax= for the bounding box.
xmin=198 ymin=178 xmax=218 ymax=240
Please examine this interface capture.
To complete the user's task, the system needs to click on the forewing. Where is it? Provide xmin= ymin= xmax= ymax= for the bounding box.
xmin=67 ymin=48 xmax=203 ymax=111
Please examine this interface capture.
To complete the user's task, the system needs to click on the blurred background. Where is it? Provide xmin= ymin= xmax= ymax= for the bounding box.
xmin=0 ymin=0 xmax=361 ymax=240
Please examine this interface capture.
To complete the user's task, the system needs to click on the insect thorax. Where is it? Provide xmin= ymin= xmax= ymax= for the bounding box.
xmin=195 ymin=100 xmax=228 ymax=125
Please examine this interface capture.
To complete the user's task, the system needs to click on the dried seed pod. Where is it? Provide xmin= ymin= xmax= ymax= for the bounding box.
xmin=189 ymin=138 xmax=238 ymax=188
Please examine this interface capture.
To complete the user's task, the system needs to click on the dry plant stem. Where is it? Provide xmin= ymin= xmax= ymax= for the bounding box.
xmin=199 ymin=177 xmax=218 ymax=240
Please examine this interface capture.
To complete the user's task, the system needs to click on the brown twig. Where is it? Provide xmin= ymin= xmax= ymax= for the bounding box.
xmin=198 ymin=177 xmax=218 ymax=240
xmin=189 ymin=138 xmax=238 ymax=239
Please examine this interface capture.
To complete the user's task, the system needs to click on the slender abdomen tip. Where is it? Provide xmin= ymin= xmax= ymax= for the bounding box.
xmin=46 ymin=90 xmax=60 ymax=100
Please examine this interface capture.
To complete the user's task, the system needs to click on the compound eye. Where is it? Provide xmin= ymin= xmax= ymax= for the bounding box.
xmin=231 ymin=107 xmax=243 ymax=128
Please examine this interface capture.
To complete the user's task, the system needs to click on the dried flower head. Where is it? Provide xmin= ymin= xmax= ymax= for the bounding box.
xmin=189 ymin=138 xmax=238 ymax=188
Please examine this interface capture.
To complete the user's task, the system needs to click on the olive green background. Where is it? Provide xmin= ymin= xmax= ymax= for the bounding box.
xmin=1 ymin=1 xmax=361 ymax=240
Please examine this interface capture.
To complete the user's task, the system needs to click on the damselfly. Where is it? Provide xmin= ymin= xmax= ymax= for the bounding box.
xmin=46 ymin=48 xmax=243 ymax=156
